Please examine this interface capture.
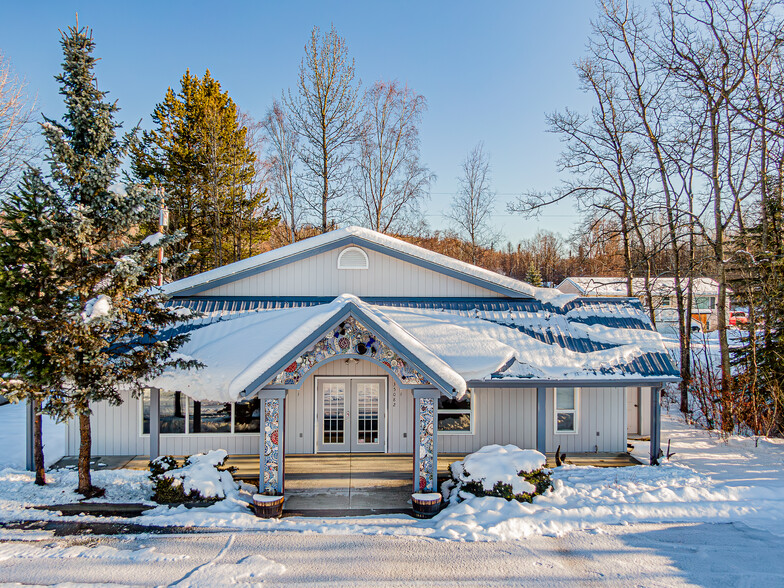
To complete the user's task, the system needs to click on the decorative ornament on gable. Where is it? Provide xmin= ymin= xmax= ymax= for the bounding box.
xmin=271 ymin=316 xmax=430 ymax=386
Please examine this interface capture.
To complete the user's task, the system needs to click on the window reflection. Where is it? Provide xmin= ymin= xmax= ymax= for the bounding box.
xmin=189 ymin=399 xmax=231 ymax=433
xmin=142 ymin=389 xmax=186 ymax=434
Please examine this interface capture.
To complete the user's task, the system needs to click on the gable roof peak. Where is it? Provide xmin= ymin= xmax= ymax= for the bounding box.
xmin=161 ymin=226 xmax=577 ymax=305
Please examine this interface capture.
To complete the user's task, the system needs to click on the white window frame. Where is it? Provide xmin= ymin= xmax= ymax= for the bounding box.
xmin=554 ymin=387 xmax=579 ymax=435
xmin=337 ymin=246 xmax=369 ymax=270
xmin=437 ymin=390 xmax=474 ymax=435
xmin=139 ymin=392 xmax=260 ymax=437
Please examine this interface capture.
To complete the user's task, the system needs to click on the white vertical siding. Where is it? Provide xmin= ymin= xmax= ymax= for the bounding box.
xmin=438 ymin=387 xmax=537 ymax=454
xmin=62 ymin=382 xmax=628 ymax=457
xmin=64 ymin=389 xmax=148 ymax=456
xmin=284 ymin=359 xmax=414 ymax=455
xmin=546 ymin=387 xmax=626 ymax=453
xmin=198 ymin=247 xmax=504 ymax=298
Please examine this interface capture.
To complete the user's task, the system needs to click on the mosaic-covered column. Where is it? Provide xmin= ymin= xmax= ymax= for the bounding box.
xmin=259 ymin=389 xmax=286 ymax=494
xmin=412 ymin=388 xmax=439 ymax=493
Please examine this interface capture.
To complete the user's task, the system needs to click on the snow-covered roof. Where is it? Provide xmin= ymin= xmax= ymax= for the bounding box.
xmin=558 ymin=277 xmax=726 ymax=297
xmin=161 ymin=226 xmax=576 ymax=306
xmin=149 ymin=294 xmax=679 ymax=402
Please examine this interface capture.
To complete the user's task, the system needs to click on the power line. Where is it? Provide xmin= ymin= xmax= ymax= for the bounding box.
xmin=421 ymin=213 xmax=576 ymax=218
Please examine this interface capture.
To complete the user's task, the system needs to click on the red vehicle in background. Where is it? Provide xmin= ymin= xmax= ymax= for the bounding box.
xmin=730 ymin=311 xmax=748 ymax=327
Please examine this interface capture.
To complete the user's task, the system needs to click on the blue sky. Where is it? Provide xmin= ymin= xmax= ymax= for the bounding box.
xmin=0 ymin=1 xmax=599 ymax=245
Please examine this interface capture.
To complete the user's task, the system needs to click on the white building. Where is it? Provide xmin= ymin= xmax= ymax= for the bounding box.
xmin=556 ymin=276 xmax=730 ymax=331
xmin=64 ymin=228 xmax=678 ymax=494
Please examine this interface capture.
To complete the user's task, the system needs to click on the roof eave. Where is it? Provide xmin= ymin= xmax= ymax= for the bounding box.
xmin=466 ymin=376 xmax=680 ymax=388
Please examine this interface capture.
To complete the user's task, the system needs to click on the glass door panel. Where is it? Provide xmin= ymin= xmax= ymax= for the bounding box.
xmin=317 ymin=380 xmax=349 ymax=452
xmin=351 ymin=380 xmax=385 ymax=452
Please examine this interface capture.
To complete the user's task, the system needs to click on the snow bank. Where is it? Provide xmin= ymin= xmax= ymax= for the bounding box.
xmin=450 ymin=445 xmax=546 ymax=495
xmin=161 ymin=449 xmax=236 ymax=500
xmin=0 ymin=467 xmax=153 ymax=523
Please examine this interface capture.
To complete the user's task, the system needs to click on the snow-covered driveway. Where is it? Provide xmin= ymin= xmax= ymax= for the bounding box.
xmin=1 ymin=523 xmax=783 ymax=586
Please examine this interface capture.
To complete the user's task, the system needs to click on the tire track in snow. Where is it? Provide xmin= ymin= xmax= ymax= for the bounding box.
xmin=168 ymin=533 xmax=235 ymax=587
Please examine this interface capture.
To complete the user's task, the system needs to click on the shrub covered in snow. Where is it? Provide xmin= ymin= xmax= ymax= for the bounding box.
xmin=444 ymin=444 xmax=552 ymax=504
xmin=149 ymin=450 xmax=238 ymax=504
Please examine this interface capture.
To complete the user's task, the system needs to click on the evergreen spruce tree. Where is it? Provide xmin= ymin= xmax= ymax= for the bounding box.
xmin=132 ymin=70 xmax=277 ymax=276
xmin=525 ymin=262 xmax=543 ymax=287
xmin=730 ymin=184 xmax=784 ymax=435
xmin=0 ymin=169 xmax=68 ymax=485
xmin=39 ymin=24 xmax=199 ymax=497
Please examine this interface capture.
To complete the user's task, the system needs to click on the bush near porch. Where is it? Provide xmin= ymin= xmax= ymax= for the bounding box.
xmin=149 ymin=450 xmax=239 ymax=504
xmin=444 ymin=445 xmax=552 ymax=504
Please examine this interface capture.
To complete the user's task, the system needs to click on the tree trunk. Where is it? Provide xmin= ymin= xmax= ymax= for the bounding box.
xmin=33 ymin=397 xmax=45 ymax=486
xmin=77 ymin=410 xmax=102 ymax=497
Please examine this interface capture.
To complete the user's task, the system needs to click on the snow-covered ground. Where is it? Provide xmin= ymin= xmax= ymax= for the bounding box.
xmin=1 ymin=400 xmax=783 ymax=543
xmin=1 ymin=399 xmax=784 ymax=584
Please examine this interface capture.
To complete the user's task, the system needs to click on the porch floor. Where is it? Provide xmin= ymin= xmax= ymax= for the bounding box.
xmin=57 ymin=451 xmax=640 ymax=511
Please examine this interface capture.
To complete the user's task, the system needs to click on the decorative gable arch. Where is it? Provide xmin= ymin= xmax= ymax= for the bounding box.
xmin=270 ymin=316 xmax=431 ymax=388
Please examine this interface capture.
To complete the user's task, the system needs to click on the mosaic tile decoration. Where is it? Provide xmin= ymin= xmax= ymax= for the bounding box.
xmin=271 ymin=316 xmax=431 ymax=387
xmin=418 ymin=397 xmax=435 ymax=492
xmin=262 ymin=398 xmax=280 ymax=493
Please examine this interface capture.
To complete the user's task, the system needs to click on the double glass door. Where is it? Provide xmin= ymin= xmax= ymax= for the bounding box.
xmin=316 ymin=378 xmax=386 ymax=453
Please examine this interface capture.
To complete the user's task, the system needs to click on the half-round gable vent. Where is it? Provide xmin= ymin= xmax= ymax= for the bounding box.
xmin=337 ymin=246 xmax=369 ymax=270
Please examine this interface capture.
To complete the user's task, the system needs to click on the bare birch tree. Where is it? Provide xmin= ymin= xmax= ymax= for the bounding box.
xmin=447 ymin=143 xmax=496 ymax=263
xmin=355 ymin=81 xmax=434 ymax=233
xmin=0 ymin=53 xmax=38 ymax=195
xmin=263 ymin=100 xmax=300 ymax=243
xmin=664 ymin=0 xmax=757 ymax=430
xmin=285 ymin=25 xmax=363 ymax=232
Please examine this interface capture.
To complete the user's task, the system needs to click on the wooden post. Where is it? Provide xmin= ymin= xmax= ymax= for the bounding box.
xmin=649 ymin=386 xmax=661 ymax=465
xmin=25 ymin=399 xmax=34 ymax=471
xmin=149 ymin=388 xmax=160 ymax=460
xmin=536 ymin=386 xmax=547 ymax=453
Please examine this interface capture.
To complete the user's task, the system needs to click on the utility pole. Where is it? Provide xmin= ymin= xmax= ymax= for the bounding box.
xmin=158 ymin=189 xmax=169 ymax=287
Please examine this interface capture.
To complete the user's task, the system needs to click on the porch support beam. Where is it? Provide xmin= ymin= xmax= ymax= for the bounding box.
xmin=259 ymin=389 xmax=286 ymax=494
xmin=649 ymin=386 xmax=661 ymax=465
xmin=536 ymin=386 xmax=547 ymax=453
xmin=413 ymin=388 xmax=439 ymax=493
xmin=25 ymin=399 xmax=34 ymax=471
xmin=149 ymin=388 xmax=161 ymax=460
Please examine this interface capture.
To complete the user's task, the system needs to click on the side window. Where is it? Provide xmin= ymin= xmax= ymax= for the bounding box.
xmin=189 ymin=399 xmax=232 ymax=433
xmin=141 ymin=389 xmax=186 ymax=434
xmin=555 ymin=387 xmax=578 ymax=434
xmin=234 ymin=398 xmax=261 ymax=433
xmin=141 ymin=392 xmax=260 ymax=435
xmin=437 ymin=391 xmax=472 ymax=434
